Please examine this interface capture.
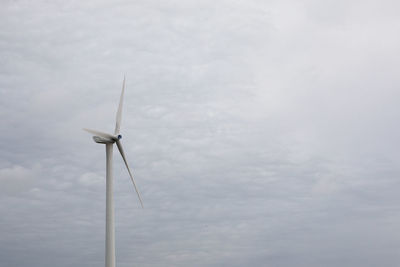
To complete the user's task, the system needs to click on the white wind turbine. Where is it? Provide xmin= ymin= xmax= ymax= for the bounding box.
xmin=83 ymin=77 xmax=143 ymax=267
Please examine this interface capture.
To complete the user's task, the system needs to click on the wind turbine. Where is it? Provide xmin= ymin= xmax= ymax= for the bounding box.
xmin=83 ymin=77 xmax=143 ymax=267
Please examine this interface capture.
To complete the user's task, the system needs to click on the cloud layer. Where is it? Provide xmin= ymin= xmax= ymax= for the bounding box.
xmin=1 ymin=0 xmax=400 ymax=266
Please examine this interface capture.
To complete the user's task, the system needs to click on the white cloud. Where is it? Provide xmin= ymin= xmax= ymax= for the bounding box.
xmin=0 ymin=164 xmax=40 ymax=195
xmin=79 ymin=172 xmax=104 ymax=187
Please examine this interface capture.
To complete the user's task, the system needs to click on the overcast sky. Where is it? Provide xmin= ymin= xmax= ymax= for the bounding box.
xmin=1 ymin=0 xmax=400 ymax=266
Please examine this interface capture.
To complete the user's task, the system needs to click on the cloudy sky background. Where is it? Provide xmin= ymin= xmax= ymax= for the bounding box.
xmin=1 ymin=0 xmax=400 ymax=266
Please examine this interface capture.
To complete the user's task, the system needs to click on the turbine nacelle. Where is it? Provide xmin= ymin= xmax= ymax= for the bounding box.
xmin=92 ymin=134 xmax=122 ymax=144
xmin=93 ymin=135 xmax=117 ymax=144
xmin=83 ymin=128 xmax=122 ymax=144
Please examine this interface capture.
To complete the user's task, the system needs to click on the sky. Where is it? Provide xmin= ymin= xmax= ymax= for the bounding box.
xmin=1 ymin=0 xmax=400 ymax=266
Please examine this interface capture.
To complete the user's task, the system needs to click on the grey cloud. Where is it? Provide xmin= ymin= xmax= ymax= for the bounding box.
xmin=1 ymin=0 xmax=400 ymax=266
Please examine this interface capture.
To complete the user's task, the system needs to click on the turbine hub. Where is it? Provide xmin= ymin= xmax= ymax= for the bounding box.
xmin=118 ymin=134 xmax=122 ymax=140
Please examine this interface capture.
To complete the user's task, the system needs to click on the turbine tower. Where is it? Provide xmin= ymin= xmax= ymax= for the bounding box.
xmin=84 ymin=77 xmax=143 ymax=267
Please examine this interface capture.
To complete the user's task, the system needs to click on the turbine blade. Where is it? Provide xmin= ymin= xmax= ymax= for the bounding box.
xmin=83 ymin=128 xmax=115 ymax=139
xmin=116 ymin=140 xmax=144 ymax=208
xmin=114 ymin=76 xmax=125 ymax=135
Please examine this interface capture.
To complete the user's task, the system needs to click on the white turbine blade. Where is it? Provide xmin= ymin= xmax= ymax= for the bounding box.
xmin=83 ymin=128 xmax=115 ymax=139
xmin=116 ymin=140 xmax=144 ymax=208
xmin=114 ymin=76 xmax=125 ymax=135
